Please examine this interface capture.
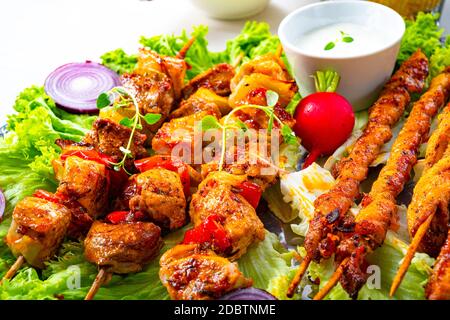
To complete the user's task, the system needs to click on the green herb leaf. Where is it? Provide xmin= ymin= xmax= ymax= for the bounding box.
xmin=342 ymin=37 xmax=354 ymax=43
xmin=281 ymin=125 xmax=298 ymax=146
xmin=200 ymin=115 xmax=221 ymax=131
xmin=143 ymin=113 xmax=162 ymax=125
xmin=96 ymin=93 xmax=111 ymax=109
xmin=266 ymin=90 xmax=279 ymax=108
xmin=235 ymin=119 xmax=248 ymax=132
xmin=119 ymin=117 xmax=134 ymax=128
xmin=324 ymin=42 xmax=335 ymax=51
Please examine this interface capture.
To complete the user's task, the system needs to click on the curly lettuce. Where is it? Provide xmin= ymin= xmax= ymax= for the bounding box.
xmin=398 ymin=12 xmax=443 ymax=64
xmin=101 ymin=49 xmax=138 ymax=75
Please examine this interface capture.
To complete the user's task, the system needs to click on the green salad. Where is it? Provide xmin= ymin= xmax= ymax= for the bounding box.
xmin=0 ymin=13 xmax=449 ymax=300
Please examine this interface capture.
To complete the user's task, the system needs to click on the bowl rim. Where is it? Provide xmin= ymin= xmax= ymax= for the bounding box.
xmin=278 ymin=0 xmax=406 ymax=60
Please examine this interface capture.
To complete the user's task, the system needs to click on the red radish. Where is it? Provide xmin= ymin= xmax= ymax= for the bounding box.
xmin=294 ymin=92 xmax=354 ymax=168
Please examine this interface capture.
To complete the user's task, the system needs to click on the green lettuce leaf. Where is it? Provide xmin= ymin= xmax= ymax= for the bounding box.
xmin=101 ymin=49 xmax=138 ymax=75
xmin=430 ymin=37 xmax=450 ymax=78
xmin=398 ymin=12 xmax=443 ymax=64
xmin=239 ymin=231 xmax=298 ymax=299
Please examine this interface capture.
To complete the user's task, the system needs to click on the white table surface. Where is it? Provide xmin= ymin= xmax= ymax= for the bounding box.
xmin=1 ymin=0 xmax=449 ymax=125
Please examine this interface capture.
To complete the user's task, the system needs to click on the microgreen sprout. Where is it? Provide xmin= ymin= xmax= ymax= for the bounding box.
xmin=200 ymin=90 xmax=299 ymax=171
xmin=324 ymin=30 xmax=354 ymax=51
xmin=96 ymin=87 xmax=161 ymax=173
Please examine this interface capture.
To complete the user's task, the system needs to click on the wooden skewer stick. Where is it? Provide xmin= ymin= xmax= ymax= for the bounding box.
xmin=176 ymin=37 xmax=196 ymax=59
xmin=313 ymin=257 xmax=350 ymax=300
xmin=390 ymin=213 xmax=435 ymax=297
xmin=85 ymin=268 xmax=108 ymax=300
xmin=287 ymin=254 xmax=312 ymax=298
xmin=1 ymin=255 xmax=25 ymax=284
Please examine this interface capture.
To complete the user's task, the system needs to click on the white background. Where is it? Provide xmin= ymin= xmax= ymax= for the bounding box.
xmin=1 ymin=0 xmax=449 ymax=125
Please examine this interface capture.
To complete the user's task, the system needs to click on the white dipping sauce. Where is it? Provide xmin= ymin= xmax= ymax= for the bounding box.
xmin=296 ymin=22 xmax=387 ymax=57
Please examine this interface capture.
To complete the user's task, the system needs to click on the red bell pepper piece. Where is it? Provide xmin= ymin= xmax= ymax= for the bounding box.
xmin=33 ymin=189 xmax=68 ymax=204
xmin=134 ymin=155 xmax=191 ymax=196
xmin=182 ymin=214 xmax=231 ymax=253
xmin=60 ymin=149 xmax=115 ymax=168
xmin=236 ymin=181 xmax=262 ymax=209
xmin=106 ymin=211 xmax=146 ymax=224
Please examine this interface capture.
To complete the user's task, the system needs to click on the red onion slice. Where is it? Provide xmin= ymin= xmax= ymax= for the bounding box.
xmin=0 ymin=189 xmax=5 ymax=221
xmin=44 ymin=61 xmax=121 ymax=114
xmin=219 ymin=288 xmax=277 ymax=300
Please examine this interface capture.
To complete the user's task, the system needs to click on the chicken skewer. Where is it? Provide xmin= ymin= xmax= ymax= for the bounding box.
xmin=159 ymin=53 xmax=297 ymax=300
xmin=287 ymin=50 xmax=429 ymax=297
xmin=1 ymin=147 xmax=117 ymax=283
xmin=2 ymin=43 xmax=194 ymax=283
xmin=84 ymin=154 xmax=200 ymax=299
xmin=390 ymin=106 xmax=450 ymax=296
xmin=314 ymin=67 xmax=450 ymax=300
xmin=84 ymin=220 xmax=163 ymax=300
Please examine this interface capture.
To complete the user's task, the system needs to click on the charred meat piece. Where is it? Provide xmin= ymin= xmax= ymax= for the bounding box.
xmin=407 ymin=155 xmax=450 ymax=257
xmin=200 ymin=141 xmax=278 ymax=192
xmin=159 ymin=244 xmax=252 ymax=300
xmin=170 ymin=90 xmax=224 ymax=120
xmin=171 ymin=88 xmax=231 ymax=119
xmin=424 ymin=103 xmax=450 ymax=172
xmin=84 ymin=221 xmax=162 ymax=274
xmin=129 ymin=168 xmax=187 ymax=230
xmin=84 ymin=118 xmax=148 ymax=169
xmin=56 ymin=155 xmax=109 ymax=219
xmin=135 ymin=48 xmax=187 ymax=101
xmin=120 ymin=72 xmax=174 ymax=134
xmin=426 ymin=230 xmax=450 ymax=300
xmin=230 ymin=53 xmax=291 ymax=91
xmin=182 ymin=63 xmax=235 ymax=99
xmin=190 ymin=172 xmax=265 ymax=260
xmin=152 ymin=108 xmax=221 ymax=161
xmin=6 ymin=197 xmax=71 ymax=268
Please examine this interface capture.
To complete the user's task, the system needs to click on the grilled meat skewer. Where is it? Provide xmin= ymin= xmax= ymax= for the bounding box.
xmin=390 ymin=141 xmax=450 ymax=296
xmin=84 ymin=221 xmax=163 ymax=300
xmin=316 ymin=66 xmax=450 ymax=300
xmin=288 ymin=50 xmax=429 ymax=297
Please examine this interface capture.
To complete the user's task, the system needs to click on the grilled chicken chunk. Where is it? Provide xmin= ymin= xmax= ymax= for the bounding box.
xmin=426 ymin=230 xmax=450 ymax=300
xmin=129 ymin=168 xmax=187 ymax=230
xmin=135 ymin=48 xmax=187 ymax=101
xmin=190 ymin=172 xmax=265 ymax=260
xmin=83 ymin=118 xmax=148 ymax=169
xmin=6 ymin=197 xmax=71 ymax=268
xmin=159 ymin=244 xmax=252 ymax=300
xmin=182 ymin=63 xmax=235 ymax=99
xmin=230 ymin=53 xmax=291 ymax=90
xmin=152 ymin=108 xmax=221 ymax=161
xmin=56 ymin=155 xmax=109 ymax=219
xmin=170 ymin=89 xmax=225 ymax=120
xmin=84 ymin=221 xmax=162 ymax=274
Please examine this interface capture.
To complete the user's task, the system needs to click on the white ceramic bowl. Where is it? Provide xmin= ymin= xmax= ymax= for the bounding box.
xmin=190 ymin=0 xmax=270 ymax=20
xmin=278 ymin=1 xmax=405 ymax=111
